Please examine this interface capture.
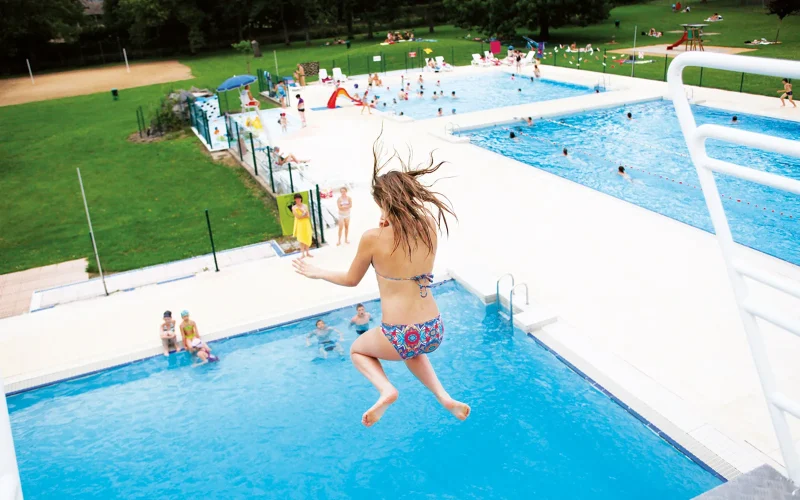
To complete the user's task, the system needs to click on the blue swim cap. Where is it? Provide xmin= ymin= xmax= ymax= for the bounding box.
xmin=181 ymin=310 xmax=189 ymax=317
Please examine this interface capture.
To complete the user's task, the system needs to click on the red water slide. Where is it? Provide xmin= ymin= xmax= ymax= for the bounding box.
xmin=666 ymin=32 xmax=687 ymax=50
xmin=327 ymin=88 xmax=359 ymax=108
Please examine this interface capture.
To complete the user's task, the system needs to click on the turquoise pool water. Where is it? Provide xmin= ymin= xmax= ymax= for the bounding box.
xmin=374 ymin=72 xmax=596 ymax=119
xmin=466 ymin=100 xmax=800 ymax=265
xmin=9 ymin=281 xmax=721 ymax=499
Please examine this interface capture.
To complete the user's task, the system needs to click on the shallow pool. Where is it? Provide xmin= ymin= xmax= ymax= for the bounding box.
xmin=466 ymin=100 xmax=800 ymax=265
xmin=373 ymin=72 xmax=596 ymax=119
xmin=9 ymin=281 xmax=721 ymax=499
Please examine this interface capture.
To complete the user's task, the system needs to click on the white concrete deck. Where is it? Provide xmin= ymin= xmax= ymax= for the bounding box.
xmin=2 ymin=63 xmax=799 ymax=481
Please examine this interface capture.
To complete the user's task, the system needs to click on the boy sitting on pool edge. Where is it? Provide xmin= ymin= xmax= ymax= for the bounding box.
xmin=306 ymin=320 xmax=344 ymax=359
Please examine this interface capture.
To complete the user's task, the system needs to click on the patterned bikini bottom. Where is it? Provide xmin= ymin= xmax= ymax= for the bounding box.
xmin=381 ymin=315 xmax=443 ymax=360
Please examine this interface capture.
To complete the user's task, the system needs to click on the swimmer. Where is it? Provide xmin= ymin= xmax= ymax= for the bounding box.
xmin=562 ymin=148 xmax=568 ymax=156
xmin=397 ymin=89 xmax=405 ymax=100
xmin=418 ymin=74 xmax=424 ymax=84
xmin=189 ymin=337 xmax=218 ymax=363
xmin=437 ymin=108 xmax=443 ymax=116
xmin=399 ymin=111 xmax=404 ymax=116
xmin=451 ymin=91 xmax=457 ymax=98
xmin=731 ymin=115 xmax=738 ymax=123
xmin=779 ymin=78 xmax=795 ymax=108
xmin=509 ymin=131 xmax=517 ymax=139
xmin=530 ymin=76 xmax=534 ymax=82
xmin=292 ymin=138 xmax=471 ymax=427
xmin=534 ymin=64 xmax=541 ymax=78
xmin=436 ymin=80 xmax=441 ymax=86
xmin=350 ymin=304 xmax=372 ymax=335
xmin=617 ymin=166 xmax=632 ymax=181
xmin=511 ymin=73 xmax=515 ymax=81
xmin=392 ymin=98 xmax=397 ymax=104
xmin=517 ymin=88 xmax=522 ymax=93
xmin=432 ymin=91 xmax=439 ymax=100
xmin=626 ymin=112 xmax=633 ymax=120
xmin=306 ymin=320 xmax=344 ymax=359
xmin=595 ymin=89 xmax=600 ymax=93
xmin=526 ymin=117 xmax=533 ymax=126
xmin=451 ymin=108 xmax=456 ymax=115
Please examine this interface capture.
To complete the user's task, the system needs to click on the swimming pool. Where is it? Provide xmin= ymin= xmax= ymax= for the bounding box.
xmin=378 ymin=72 xmax=596 ymax=120
xmin=8 ymin=281 xmax=721 ymax=499
xmin=466 ymin=100 xmax=800 ymax=265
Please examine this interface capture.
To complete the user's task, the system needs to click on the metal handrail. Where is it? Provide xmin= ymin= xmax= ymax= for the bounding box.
xmin=509 ymin=283 xmax=529 ymax=326
xmin=669 ymin=51 xmax=800 ymax=485
xmin=445 ymin=122 xmax=461 ymax=136
xmin=496 ymin=273 xmax=515 ymax=316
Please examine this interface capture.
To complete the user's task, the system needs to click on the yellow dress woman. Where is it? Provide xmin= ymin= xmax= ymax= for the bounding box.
xmin=292 ymin=194 xmax=313 ymax=258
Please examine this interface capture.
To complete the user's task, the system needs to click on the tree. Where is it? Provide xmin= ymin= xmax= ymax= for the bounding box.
xmin=766 ymin=0 xmax=800 ymax=42
xmin=232 ymin=40 xmax=252 ymax=72
xmin=445 ymin=0 xmax=611 ymax=40
xmin=0 ymin=0 xmax=84 ymax=60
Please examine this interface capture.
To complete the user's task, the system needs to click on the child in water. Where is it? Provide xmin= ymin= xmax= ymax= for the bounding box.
xmin=350 ymin=304 xmax=372 ymax=335
xmin=190 ymin=337 xmax=218 ymax=363
xmin=306 ymin=320 xmax=344 ymax=359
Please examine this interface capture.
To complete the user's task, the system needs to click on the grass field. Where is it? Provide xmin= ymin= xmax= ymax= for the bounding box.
xmin=1 ymin=1 xmax=798 ymax=275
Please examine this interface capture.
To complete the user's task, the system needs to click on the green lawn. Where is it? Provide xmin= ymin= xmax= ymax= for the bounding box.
xmin=1 ymin=6 xmax=798 ymax=275
xmin=0 ymin=78 xmax=283 ymax=274
xmin=533 ymin=0 xmax=800 ymax=95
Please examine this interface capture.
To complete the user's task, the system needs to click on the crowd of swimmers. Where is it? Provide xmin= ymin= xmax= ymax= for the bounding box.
xmin=160 ymin=303 xmax=374 ymax=363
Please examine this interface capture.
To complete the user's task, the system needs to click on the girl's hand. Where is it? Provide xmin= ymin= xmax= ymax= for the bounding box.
xmin=293 ymin=258 xmax=324 ymax=279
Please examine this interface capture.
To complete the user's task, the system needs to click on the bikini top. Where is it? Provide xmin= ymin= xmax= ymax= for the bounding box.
xmin=372 ymin=262 xmax=435 ymax=298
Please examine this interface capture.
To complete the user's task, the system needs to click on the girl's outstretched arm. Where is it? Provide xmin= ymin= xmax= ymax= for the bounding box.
xmin=293 ymin=230 xmax=376 ymax=287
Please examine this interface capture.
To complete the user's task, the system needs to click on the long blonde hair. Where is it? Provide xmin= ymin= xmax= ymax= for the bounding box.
xmin=371 ymin=132 xmax=456 ymax=256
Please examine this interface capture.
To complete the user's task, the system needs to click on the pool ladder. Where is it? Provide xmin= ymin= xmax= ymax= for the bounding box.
xmin=445 ymin=122 xmax=461 ymax=136
xmin=496 ymin=274 xmax=530 ymax=327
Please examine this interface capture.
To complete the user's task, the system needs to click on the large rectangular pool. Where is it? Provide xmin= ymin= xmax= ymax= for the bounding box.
xmin=379 ymin=72 xmax=596 ymax=120
xmin=9 ymin=281 xmax=721 ymax=498
xmin=466 ymin=100 xmax=800 ymax=266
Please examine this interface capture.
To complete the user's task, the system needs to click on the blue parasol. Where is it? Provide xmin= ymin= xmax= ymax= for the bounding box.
xmin=216 ymin=75 xmax=257 ymax=92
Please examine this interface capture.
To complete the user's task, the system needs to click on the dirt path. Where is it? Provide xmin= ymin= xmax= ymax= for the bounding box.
xmin=0 ymin=61 xmax=193 ymax=106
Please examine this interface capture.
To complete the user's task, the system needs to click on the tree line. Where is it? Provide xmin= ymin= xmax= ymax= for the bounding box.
xmin=1 ymin=0 xmax=796 ymax=74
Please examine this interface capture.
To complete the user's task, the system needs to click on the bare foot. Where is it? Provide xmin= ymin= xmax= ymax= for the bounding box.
xmin=163 ymin=351 xmax=169 ymax=357
xmin=307 ymin=253 xmax=314 ymax=258
xmin=439 ymin=396 xmax=471 ymax=421
xmin=345 ymin=239 xmax=350 ymax=244
xmin=362 ymin=388 xmax=399 ymax=427
xmin=337 ymin=241 xmax=341 ymax=246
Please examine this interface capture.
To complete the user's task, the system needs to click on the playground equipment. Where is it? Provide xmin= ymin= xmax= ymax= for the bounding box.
xmin=522 ymin=36 xmax=546 ymax=57
xmin=667 ymin=24 xmax=707 ymax=51
xmin=189 ymin=94 xmax=229 ymax=151
xmin=213 ymin=74 xmax=275 ymax=153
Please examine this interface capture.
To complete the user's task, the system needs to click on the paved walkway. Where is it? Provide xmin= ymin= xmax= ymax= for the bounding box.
xmin=29 ymin=241 xmax=277 ymax=312
xmin=0 ymin=260 xmax=88 ymax=319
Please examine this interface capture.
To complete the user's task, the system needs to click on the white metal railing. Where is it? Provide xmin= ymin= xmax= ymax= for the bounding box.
xmin=668 ymin=51 xmax=800 ymax=485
